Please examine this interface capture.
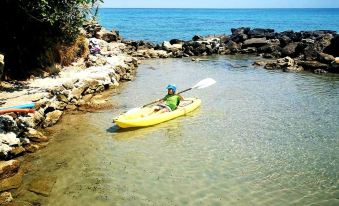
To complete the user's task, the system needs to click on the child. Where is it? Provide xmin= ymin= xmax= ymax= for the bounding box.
xmin=154 ymin=84 xmax=184 ymax=113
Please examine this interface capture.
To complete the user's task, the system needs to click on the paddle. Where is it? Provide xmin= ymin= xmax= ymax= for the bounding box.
xmin=128 ymin=78 xmax=216 ymax=112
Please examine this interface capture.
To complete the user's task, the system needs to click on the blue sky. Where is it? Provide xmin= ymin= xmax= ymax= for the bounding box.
xmin=101 ymin=0 xmax=339 ymax=8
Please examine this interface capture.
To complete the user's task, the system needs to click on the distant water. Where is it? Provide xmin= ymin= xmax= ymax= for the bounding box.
xmin=98 ymin=8 xmax=339 ymax=43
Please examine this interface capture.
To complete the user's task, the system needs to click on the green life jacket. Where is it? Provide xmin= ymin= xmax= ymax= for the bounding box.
xmin=164 ymin=94 xmax=181 ymax=111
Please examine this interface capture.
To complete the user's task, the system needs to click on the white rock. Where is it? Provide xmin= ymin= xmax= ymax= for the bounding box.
xmin=0 ymin=132 xmax=20 ymax=146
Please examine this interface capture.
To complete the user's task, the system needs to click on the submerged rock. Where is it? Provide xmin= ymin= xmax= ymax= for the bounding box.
xmin=29 ymin=176 xmax=57 ymax=197
xmin=0 ymin=169 xmax=23 ymax=192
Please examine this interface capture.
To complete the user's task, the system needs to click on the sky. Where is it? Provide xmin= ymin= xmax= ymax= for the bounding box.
xmin=101 ymin=0 xmax=339 ymax=8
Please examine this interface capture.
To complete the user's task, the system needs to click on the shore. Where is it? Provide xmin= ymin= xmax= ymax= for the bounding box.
xmin=1 ymin=22 xmax=339 ymax=203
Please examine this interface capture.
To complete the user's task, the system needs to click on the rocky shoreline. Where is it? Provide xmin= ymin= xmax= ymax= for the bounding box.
xmin=1 ymin=22 xmax=339 ymax=204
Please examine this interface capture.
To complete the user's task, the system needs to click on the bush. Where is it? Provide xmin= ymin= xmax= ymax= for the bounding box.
xmin=0 ymin=0 xmax=101 ymax=80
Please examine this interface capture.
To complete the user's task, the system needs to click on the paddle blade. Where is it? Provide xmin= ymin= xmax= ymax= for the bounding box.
xmin=192 ymin=78 xmax=216 ymax=89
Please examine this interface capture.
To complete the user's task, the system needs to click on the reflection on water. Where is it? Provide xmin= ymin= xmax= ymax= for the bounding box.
xmin=17 ymin=56 xmax=339 ymax=206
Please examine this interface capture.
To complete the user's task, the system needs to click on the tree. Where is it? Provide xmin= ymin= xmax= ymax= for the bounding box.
xmin=0 ymin=0 xmax=102 ymax=79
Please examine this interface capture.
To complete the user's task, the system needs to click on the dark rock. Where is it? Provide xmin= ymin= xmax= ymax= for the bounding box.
xmin=248 ymin=28 xmax=275 ymax=39
xmin=297 ymin=61 xmax=329 ymax=71
xmin=281 ymin=42 xmax=300 ymax=57
xmin=192 ymin=35 xmax=203 ymax=41
xmin=329 ymin=58 xmax=339 ymax=73
xmin=231 ymin=27 xmax=251 ymax=35
xmin=323 ymin=34 xmax=339 ymax=57
xmin=0 ymin=115 xmax=19 ymax=134
xmin=318 ymin=52 xmax=335 ymax=64
xmin=241 ymin=47 xmax=257 ymax=53
xmin=231 ymin=33 xmax=248 ymax=43
xmin=169 ymin=39 xmax=184 ymax=45
xmin=225 ymin=41 xmax=241 ymax=53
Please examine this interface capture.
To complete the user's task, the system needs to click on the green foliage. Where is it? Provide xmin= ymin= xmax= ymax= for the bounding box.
xmin=0 ymin=0 xmax=102 ymax=79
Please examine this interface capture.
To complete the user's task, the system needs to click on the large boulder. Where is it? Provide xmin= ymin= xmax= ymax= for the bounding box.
xmin=0 ymin=192 xmax=13 ymax=204
xmin=243 ymin=38 xmax=268 ymax=48
xmin=323 ymin=34 xmax=339 ymax=57
xmin=162 ymin=41 xmax=183 ymax=52
xmin=43 ymin=110 xmax=63 ymax=128
xmin=281 ymin=42 xmax=300 ymax=57
xmin=248 ymin=28 xmax=275 ymax=39
xmin=95 ymin=28 xmax=121 ymax=42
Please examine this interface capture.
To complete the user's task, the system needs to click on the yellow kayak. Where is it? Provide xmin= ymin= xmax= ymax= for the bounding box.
xmin=113 ymin=98 xmax=201 ymax=128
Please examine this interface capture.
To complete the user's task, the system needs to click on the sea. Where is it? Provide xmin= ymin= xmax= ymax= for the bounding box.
xmin=98 ymin=8 xmax=339 ymax=43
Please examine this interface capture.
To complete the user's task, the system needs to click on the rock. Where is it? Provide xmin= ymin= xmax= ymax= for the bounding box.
xmin=162 ymin=41 xmax=182 ymax=52
xmin=225 ymin=40 xmax=241 ymax=52
xmin=231 ymin=27 xmax=250 ymax=35
xmin=0 ymin=192 xmax=13 ymax=204
xmin=297 ymin=61 xmax=329 ymax=71
xmin=243 ymin=38 xmax=268 ymax=47
xmin=9 ymin=146 xmax=25 ymax=157
xmin=43 ymin=110 xmax=63 ymax=128
xmin=253 ymin=61 xmax=270 ymax=66
xmin=24 ymin=128 xmax=48 ymax=142
xmin=24 ymin=144 xmax=40 ymax=153
xmin=17 ymin=115 xmax=35 ymax=128
xmin=0 ymin=53 xmax=4 ymax=79
xmin=62 ymin=81 xmax=74 ymax=90
xmin=0 ymin=160 xmax=20 ymax=180
xmin=29 ymin=176 xmax=57 ymax=197
xmin=0 ymin=115 xmax=19 ymax=134
xmin=169 ymin=39 xmax=184 ymax=44
xmin=263 ymin=57 xmax=303 ymax=72
xmin=248 ymin=28 xmax=275 ymax=38
xmin=0 ymin=132 xmax=20 ymax=146
xmin=0 ymin=170 xmax=23 ymax=192
xmin=314 ymin=69 xmax=328 ymax=74
xmin=0 ymin=144 xmax=12 ymax=158
xmin=241 ymin=47 xmax=257 ymax=53
xmin=95 ymin=28 xmax=120 ymax=42
xmin=318 ymin=52 xmax=335 ymax=64
xmin=324 ymin=34 xmax=339 ymax=57
xmin=282 ymin=42 xmax=300 ymax=57
xmin=192 ymin=35 xmax=203 ymax=41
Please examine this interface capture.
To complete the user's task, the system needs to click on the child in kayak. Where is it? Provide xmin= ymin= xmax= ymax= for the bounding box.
xmin=154 ymin=84 xmax=184 ymax=113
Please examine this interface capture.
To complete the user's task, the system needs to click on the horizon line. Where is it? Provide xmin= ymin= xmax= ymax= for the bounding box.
xmin=99 ymin=7 xmax=339 ymax=9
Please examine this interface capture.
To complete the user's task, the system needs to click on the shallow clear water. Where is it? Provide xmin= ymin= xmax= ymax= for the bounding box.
xmin=98 ymin=8 xmax=339 ymax=42
xmin=19 ymin=56 xmax=339 ymax=205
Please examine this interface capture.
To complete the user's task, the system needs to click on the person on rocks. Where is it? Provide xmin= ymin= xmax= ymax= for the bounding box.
xmin=153 ymin=84 xmax=184 ymax=113
xmin=89 ymin=39 xmax=101 ymax=55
